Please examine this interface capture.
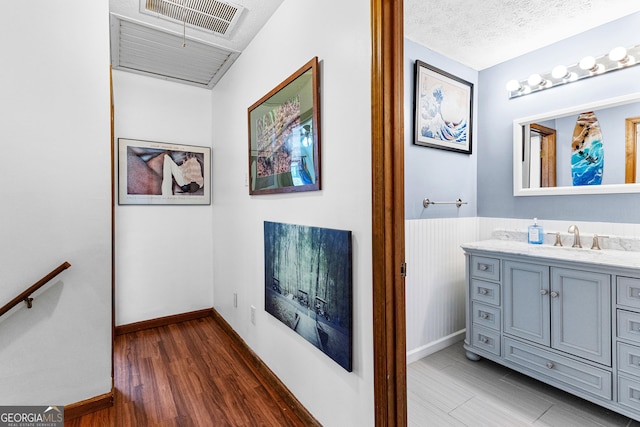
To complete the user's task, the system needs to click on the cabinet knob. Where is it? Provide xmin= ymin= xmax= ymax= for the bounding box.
xmin=540 ymin=289 xmax=548 ymax=295
xmin=480 ymin=312 xmax=489 ymax=319
xmin=480 ymin=336 xmax=489 ymax=344
xmin=550 ymin=291 xmax=559 ymax=298
xmin=479 ymin=288 xmax=488 ymax=295
xmin=479 ymin=264 xmax=489 ymax=271
xmin=546 ymin=362 xmax=554 ymax=369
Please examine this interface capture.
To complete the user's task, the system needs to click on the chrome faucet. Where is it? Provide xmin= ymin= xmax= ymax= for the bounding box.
xmin=568 ymin=225 xmax=581 ymax=248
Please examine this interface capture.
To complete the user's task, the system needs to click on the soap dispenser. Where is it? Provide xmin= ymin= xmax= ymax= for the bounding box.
xmin=528 ymin=218 xmax=544 ymax=245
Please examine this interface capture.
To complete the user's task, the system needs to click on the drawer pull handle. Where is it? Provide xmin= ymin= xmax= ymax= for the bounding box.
xmin=480 ymin=336 xmax=489 ymax=344
xmin=540 ymin=289 xmax=548 ymax=295
xmin=479 ymin=288 xmax=488 ymax=295
xmin=479 ymin=264 xmax=489 ymax=271
xmin=480 ymin=312 xmax=489 ymax=319
xmin=546 ymin=362 xmax=554 ymax=369
xmin=550 ymin=291 xmax=559 ymax=298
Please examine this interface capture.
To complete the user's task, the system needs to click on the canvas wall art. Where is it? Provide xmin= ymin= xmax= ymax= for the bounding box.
xmin=264 ymin=221 xmax=352 ymax=371
xmin=118 ymin=138 xmax=211 ymax=205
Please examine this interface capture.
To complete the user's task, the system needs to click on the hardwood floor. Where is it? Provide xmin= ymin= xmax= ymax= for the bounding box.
xmin=408 ymin=341 xmax=640 ymax=427
xmin=65 ymin=317 xmax=312 ymax=427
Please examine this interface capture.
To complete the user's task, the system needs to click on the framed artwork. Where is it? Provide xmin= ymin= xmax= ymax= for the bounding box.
xmin=414 ymin=60 xmax=473 ymax=154
xmin=263 ymin=221 xmax=352 ymax=371
xmin=248 ymin=57 xmax=321 ymax=195
xmin=118 ymin=138 xmax=211 ymax=205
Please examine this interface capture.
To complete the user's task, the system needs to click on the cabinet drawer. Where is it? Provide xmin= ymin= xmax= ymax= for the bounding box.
xmin=618 ymin=276 xmax=640 ymax=310
xmin=504 ymin=337 xmax=612 ymax=400
xmin=470 ymin=255 xmax=500 ymax=281
xmin=471 ymin=325 xmax=501 ymax=356
xmin=618 ymin=375 xmax=640 ymax=413
xmin=618 ymin=310 xmax=640 ymax=344
xmin=472 ymin=302 xmax=501 ymax=331
xmin=471 ymin=279 xmax=500 ymax=306
xmin=618 ymin=342 xmax=640 ymax=378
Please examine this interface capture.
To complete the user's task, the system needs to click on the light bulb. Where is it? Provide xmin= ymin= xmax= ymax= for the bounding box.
xmin=579 ymin=56 xmax=595 ymax=70
xmin=551 ymin=65 xmax=569 ymax=79
xmin=505 ymin=79 xmax=522 ymax=92
xmin=527 ymin=73 xmax=543 ymax=87
xmin=609 ymin=46 xmax=628 ymax=63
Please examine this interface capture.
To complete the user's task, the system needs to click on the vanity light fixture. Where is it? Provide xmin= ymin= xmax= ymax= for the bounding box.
xmin=506 ymin=44 xmax=640 ymax=99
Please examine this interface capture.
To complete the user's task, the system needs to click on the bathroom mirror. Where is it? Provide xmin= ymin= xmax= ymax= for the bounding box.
xmin=513 ymin=92 xmax=640 ymax=196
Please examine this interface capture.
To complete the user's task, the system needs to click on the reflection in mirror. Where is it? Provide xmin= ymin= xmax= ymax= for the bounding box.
xmin=626 ymin=116 xmax=640 ymax=183
xmin=514 ymin=93 xmax=640 ymax=196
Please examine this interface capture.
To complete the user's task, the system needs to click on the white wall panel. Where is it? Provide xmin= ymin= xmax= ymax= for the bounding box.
xmin=405 ymin=218 xmax=478 ymax=363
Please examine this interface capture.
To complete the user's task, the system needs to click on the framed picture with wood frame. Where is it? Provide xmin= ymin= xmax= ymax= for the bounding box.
xmin=414 ymin=60 xmax=473 ymax=154
xmin=248 ymin=57 xmax=321 ymax=195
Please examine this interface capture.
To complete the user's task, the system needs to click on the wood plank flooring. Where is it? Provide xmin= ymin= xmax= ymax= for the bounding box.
xmin=408 ymin=341 xmax=640 ymax=427
xmin=65 ymin=317 xmax=311 ymax=427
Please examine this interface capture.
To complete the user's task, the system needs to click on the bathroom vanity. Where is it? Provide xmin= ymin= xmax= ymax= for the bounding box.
xmin=462 ymin=236 xmax=640 ymax=420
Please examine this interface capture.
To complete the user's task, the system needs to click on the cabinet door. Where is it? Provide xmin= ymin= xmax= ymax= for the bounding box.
xmin=504 ymin=261 xmax=550 ymax=346
xmin=551 ymin=268 xmax=611 ymax=366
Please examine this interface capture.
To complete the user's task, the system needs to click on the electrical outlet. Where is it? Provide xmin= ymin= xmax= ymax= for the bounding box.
xmin=233 ymin=293 xmax=237 ymax=308
xmin=250 ymin=305 xmax=256 ymax=325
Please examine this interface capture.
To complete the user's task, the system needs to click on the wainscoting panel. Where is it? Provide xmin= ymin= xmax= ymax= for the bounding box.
xmin=405 ymin=217 xmax=479 ymax=363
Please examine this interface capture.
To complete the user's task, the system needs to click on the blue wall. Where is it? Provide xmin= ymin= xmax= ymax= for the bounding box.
xmin=477 ymin=12 xmax=640 ymax=222
xmin=404 ymin=38 xmax=478 ymax=219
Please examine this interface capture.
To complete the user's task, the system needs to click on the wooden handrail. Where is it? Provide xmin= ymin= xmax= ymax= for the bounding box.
xmin=0 ymin=261 xmax=71 ymax=318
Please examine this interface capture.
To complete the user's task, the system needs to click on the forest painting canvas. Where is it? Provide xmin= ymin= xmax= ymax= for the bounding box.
xmin=264 ymin=221 xmax=352 ymax=371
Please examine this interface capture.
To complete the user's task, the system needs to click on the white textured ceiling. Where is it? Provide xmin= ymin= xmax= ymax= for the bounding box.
xmin=404 ymin=0 xmax=640 ymax=70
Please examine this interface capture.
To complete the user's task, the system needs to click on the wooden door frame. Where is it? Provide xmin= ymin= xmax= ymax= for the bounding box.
xmin=530 ymin=123 xmax=557 ymax=187
xmin=371 ymin=0 xmax=406 ymax=425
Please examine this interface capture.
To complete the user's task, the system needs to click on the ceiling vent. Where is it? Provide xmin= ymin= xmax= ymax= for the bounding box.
xmin=110 ymin=15 xmax=240 ymax=89
xmin=141 ymin=0 xmax=244 ymax=37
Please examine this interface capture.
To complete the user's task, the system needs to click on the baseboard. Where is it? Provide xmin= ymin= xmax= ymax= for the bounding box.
xmin=210 ymin=309 xmax=321 ymax=427
xmin=115 ymin=308 xmax=214 ymax=335
xmin=64 ymin=390 xmax=113 ymax=420
xmin=406 ymin=329 xmax=466 ymax=364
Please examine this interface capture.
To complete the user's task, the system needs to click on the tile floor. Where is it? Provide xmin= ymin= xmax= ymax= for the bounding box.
xmin=408 ymin=342 xmax=640 ymax=427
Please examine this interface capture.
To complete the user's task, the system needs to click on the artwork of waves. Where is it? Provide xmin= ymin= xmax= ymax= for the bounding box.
xmin=572 ymin=139 xmax=603 ymax=186
xmin=420 ymin=87 xmax=467 ymax=144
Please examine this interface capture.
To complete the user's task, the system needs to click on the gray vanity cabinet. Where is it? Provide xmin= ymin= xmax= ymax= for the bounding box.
xmin=463 ymin=242 xmax=640 ymax=421
xmin=503 ymin=261 xmax=611 ymax=365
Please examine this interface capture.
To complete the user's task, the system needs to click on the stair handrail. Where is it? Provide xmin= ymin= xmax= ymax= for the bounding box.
xmin=0 ymin=261 xmax=71 ymax=318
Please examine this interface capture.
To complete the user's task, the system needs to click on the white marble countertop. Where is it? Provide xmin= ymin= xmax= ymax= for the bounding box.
xmin=461 ymin=239 xmax=640 ymax=270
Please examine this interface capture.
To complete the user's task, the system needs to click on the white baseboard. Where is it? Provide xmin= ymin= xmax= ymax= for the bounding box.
xmin=406 ymin=329 xmax=466 ymax=364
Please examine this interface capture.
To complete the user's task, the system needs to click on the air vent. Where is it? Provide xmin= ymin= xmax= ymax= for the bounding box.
xmin=110 ymin=15 xmax=240 ymax=89
xmin=142 ymin=0 xmax=244 ymax=36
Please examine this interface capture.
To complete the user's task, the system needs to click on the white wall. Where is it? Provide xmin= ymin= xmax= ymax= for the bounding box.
xmin=112 ymin=70 xmax=214 ymax=325
xmin=0 ymin=1 xmax=112 ymax=405
xmin=211 ymin=0 xmax=374 ymax=425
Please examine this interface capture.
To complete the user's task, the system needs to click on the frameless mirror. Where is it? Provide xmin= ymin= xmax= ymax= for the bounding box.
xmin=514 ymin=92 xmax=640 ymax=196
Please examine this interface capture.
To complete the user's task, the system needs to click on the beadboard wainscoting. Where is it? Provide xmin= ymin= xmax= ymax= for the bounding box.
xmin=405 ymin=217 xmax=479 ymax=363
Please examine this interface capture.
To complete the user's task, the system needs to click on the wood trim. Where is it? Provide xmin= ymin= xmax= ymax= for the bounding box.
xmin=530 ymin=123 xmax=556 ymax=188
xmin=64 ymin=391 xmax=113 ymax=420
xmin=110 ymin=64 xmax=116 ymax=393
xmin=210 ymin=309 xmax=321 ymax=427
xmin=115 ymin=308 xmax=214 ymax=335
xmin=625 ymin=116 xmax=640 ymax=183
xmin=371 ymin=0 xmax=407 ymax=426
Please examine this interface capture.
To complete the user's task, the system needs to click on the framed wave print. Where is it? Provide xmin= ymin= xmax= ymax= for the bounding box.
xmin=414 ymin=60 xmax=473 ymax=154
